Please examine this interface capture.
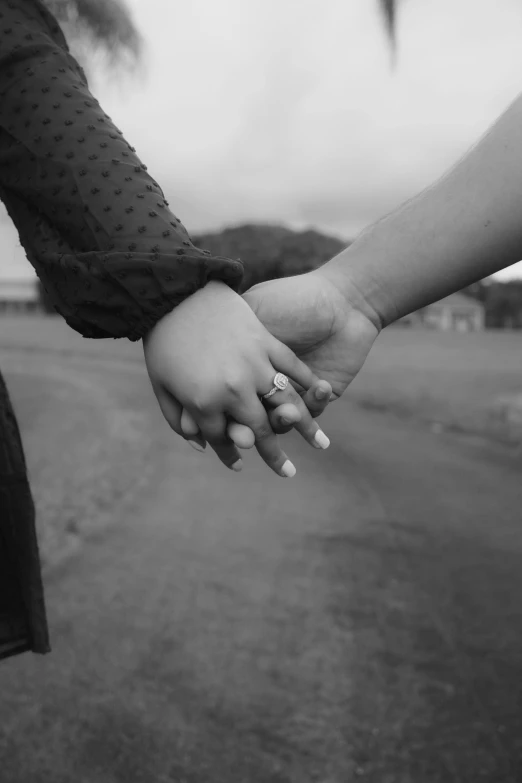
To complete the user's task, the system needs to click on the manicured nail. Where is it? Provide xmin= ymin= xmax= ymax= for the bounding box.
xmin=188 ymin=440 xmax=205 ymax=452
xmin=315 ymin=386 xmax=328 ymax=400
xmin=230 ymin=459 xmax=243 ymax=472
xmin=314 ymin=430 xmax=330 ymax=450
xmin=280 ymin=460 xmax=296 ymax=478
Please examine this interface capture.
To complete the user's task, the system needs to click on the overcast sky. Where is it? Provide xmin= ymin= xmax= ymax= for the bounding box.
xmin=2 ymin=0 xmax=522 ymax=280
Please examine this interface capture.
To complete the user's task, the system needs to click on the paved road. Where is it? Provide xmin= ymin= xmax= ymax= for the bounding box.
xmin=1 ymin=343 xmax=521 ymax=782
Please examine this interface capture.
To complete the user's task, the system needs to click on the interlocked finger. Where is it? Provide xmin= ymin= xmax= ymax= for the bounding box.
xmin=230 ymin=395 xmax=296 ymax=477
xmin=260 ymin=371 xmax=330 ymax=451
xmin=195 ymin=412 xmax=243 ymax=472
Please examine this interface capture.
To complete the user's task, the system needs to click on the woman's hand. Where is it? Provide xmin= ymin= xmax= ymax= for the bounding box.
xmin=243 ymin=269 xmax=381 ymax=400
xmin=179 ymin=374 xmax=333 ymax=451
xmin=203 ymin=268 xmax=380 ymax=450
xmin=176 ymin=268 xmax=379 ymax=451
xmin=142 ymin=280 xmax=332 ymax=477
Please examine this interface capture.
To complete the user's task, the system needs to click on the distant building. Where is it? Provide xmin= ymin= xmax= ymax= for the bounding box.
xmin=0 ymin=278 xmax=41 ymax=314
xmin=400 ymin=293 xmax=485 ymax=332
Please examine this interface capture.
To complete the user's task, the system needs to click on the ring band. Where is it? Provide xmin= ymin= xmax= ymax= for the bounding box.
xmin=262 ymin=372 xmax=289 ymax=400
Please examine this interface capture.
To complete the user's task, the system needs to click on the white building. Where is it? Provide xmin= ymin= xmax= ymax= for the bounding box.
xmin=400 ymin=293 xmax=485 ymax=332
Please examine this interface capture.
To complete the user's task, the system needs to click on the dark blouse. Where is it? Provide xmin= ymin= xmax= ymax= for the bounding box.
xmin=0 ymin=0 xmax=244 ymax=341
xmin=0 ymin=0 xmax=244 ymax=662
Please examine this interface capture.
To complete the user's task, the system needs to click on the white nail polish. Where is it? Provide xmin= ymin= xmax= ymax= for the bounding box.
xmin=188 ymin=440 xmax=205 ymax=452
xmin=314 ymin=430 xmax=330 ymax=450
xmin=280 ymin=460 xmax=296 ymax=477
xmin=231 ymin=459 xmax=243 ymax=472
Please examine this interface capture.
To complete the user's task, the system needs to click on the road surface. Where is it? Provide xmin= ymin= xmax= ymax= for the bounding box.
xmin=0 ymin=339 xmax=521 ymax=783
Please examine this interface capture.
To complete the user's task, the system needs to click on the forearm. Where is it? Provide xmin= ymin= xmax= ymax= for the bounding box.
xmin=0 ymin=0 xmax=243 ymax=341
xmin=320 ymin=93 xmax=522 ymax=328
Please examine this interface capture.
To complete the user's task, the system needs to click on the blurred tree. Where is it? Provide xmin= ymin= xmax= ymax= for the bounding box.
xmin=483 ymin=282 xmax=522 ymax=329
xmin=461 ymin=280 xmax=490 ymax=304
xmin=193 ymin=224 xmax=291 ymax=291
xmin=379 ymin=0 xmax=397 ymax=49
xmin=194 ymin=224 xmax=348 ymax=293
xmin=44 ymin=0 xmax=142 ymax=67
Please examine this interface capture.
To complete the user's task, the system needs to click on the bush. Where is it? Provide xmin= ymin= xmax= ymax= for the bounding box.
xmin=193 ymin=223 xmax=349 ymax=292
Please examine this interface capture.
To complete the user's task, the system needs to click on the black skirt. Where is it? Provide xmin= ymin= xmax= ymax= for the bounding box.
xmin=0 ymin=370 xmax=50 ymax=660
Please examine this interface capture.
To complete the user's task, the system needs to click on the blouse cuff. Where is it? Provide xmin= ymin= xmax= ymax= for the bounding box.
xmin=39 ymin=247 xmax=244 ymax=341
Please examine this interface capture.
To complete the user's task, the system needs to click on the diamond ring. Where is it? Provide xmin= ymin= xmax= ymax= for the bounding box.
xmin=262 ymin=372 xmax=289 ymax=400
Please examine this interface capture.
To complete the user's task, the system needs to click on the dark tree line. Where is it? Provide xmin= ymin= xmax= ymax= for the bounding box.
xmin=37 ymin=222 xmax=522 ymax=328
xmin=194 ymin=226 xmax=522 ymax=328
xmin=43 ymin=0 xmax=141 ymax=64
xmin=193 ymin=224 xmax=348 ymax=293
xmin=463 ymin=280 xmax=522 ymax=329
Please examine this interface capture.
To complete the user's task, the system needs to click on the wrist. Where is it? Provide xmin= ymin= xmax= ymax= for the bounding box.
xmin=142 ymin=279 xmax=234 ymax=344
xmin=312 ymin=247 xmax=390 ymax=333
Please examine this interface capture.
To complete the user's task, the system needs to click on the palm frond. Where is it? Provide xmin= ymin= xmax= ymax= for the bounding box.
xmin=379 ymin=0 xmax=397 ymax=48
xmin=44 ymin=0 xmax=142 ymax=65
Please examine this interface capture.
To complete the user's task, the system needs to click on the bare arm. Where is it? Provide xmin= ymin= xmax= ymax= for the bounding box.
xmin=318 ymin=93 xmax=522 ymax=328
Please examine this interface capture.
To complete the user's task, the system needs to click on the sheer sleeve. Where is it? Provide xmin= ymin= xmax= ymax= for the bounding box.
xmin=0 ymin=0 xmax=244 ymax=340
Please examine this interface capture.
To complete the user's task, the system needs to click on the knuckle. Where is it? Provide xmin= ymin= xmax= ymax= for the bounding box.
xmin=303 ymin=402 xmax=320 ymax=419
xmin=191 ymin=401 xmax=206 ymax=416
xmin=224 ymin=374 xmax=244 ymax=397
xmin=284 ymin=386 xmax=299 ymax=404
xmin=273 ymin=421 xmax=293 ymax=435
xmin=191 ymin=393 xmax=213 ymax=415
xmin=255 ymin=421 xmax=274 ymax=441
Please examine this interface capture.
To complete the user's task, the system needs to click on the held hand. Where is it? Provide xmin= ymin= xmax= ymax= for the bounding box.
xmin=142 ymin=280 xmax=331 ymax=478
xmin=179 ymin=375 xmax=333 ymax=451
xmin=243 ymin=269 xmax=381 ymax=400
xmin=178 ymin=268 xmax=379 ymax=452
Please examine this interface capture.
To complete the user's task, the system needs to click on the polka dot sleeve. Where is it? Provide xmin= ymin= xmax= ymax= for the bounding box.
xmin=0 ymin=0 xmax=244 ymax=340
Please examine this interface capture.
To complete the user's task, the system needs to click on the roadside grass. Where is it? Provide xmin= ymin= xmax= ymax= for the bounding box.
xmin=350 ymin=325 xmax=522 ymax=441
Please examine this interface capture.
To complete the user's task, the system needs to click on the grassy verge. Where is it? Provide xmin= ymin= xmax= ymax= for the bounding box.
xmin=350 ymin=326 xmax=522 ymax=442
